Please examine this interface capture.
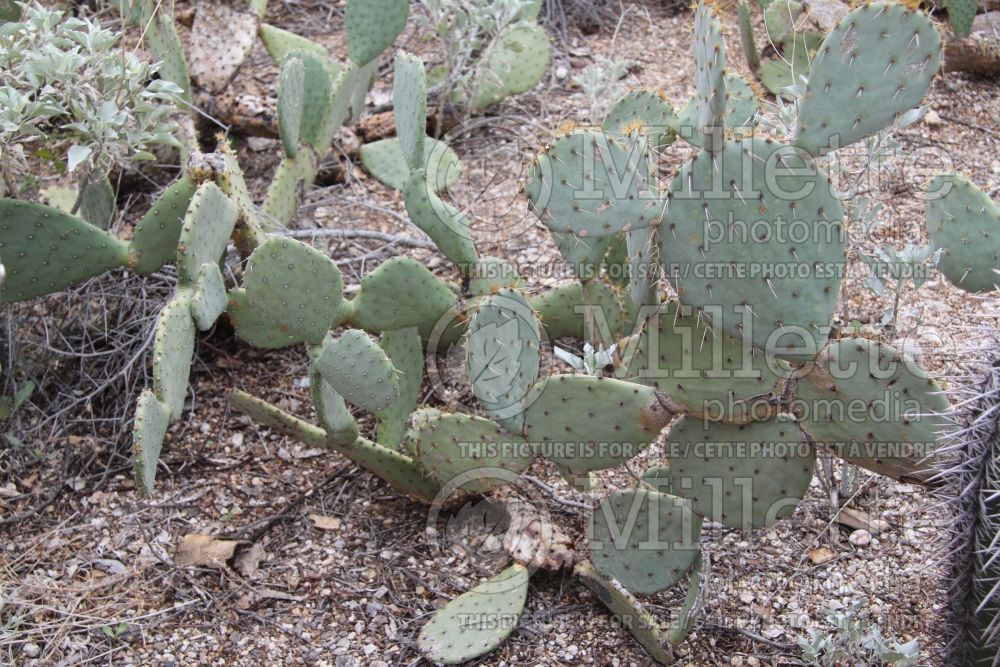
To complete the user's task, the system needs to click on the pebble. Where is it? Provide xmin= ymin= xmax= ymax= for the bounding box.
xmin=849 ymin=529 xmax=872 ymax=547
xmin=23 ymin=643 xmax=40 ymax=658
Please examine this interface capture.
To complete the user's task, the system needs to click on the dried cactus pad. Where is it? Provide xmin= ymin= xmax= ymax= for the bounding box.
xmin=411 ymin=412 xmax=532 ymax=492
xmin=661 ymin=137 xmax=845 ymax=361
xmin=240 ymin=237 xmax=344 ymax=348
xmin=418 ymin=564 xmax=530 ymax=665
xmin=795 ymin=337 xmax=953 ymax=483
xmin=187 ymin=2 xmax=257 ymax=93
xmin=590 ymin=488 xmax=703 ymax=594
xmin=523 ymin=375 xmax=667 ymax=478
xmin=313 ymin=330 xmax=400 ymax=413
xmin=129 ymin=176 xmax=197 ymax=275
xmin=574 ymin=560 xmax=674 ymax=664
xmin=466 ymin=288 xmax=541 ymax=432
xmin=0 ymin=199 xmax=129 ymax=304
xmin=345 ymin=0 xmax=408 ymax=66
xmin=794 ymin=2 xmax=941 ymax=156
xmin=925 ymin=173 xmax=1000 ymax=293
xmin=665 ymin=414 xmax=814 ymax=530
xmin=525 ymin=130 xmax=661 ymax=238
xmin=474 ymin=22 xmax=550 ymax=109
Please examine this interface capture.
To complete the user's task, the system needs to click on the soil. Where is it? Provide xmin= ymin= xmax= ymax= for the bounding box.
xmin=2 ymin=1 xmax=1000 ymax=666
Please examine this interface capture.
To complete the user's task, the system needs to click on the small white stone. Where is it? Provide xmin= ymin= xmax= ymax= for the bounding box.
xmin=23 ymin=643 xmax=40 ymax=658
xmin=849 ymin=529 xmax=872 ymax=547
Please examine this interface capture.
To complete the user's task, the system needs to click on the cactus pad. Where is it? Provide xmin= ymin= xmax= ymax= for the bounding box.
xmin=466 ymin=289 xmax=541 ymax=432
xmin=530 ymin=281 xmax=624 ymax=344
xmin=473 ymin=22 xmax=550 ymax=109
xmin=603 ymin=89 xmax=677 ymax=152
xmin=129 ymin=176 xmax=197 ymax=275
xmin=626 ymin=224 xmax=659 ymax=307
xmin=665 ymin=414 xmax=814 ymax=529
xmin=376 ymin=327 xmax=424 ymax=447
xmin=393 ymin=52 xmax=427 ymax=172
xmin=925 ymin=173 xmax=1000 ymax=293
xmin=418 ymin=564 xmax=530 ymax=665
xmin=307 ymin=356 xmax=360 ymax=447
xmin=945 ymin=0 xmax=977 ymax=37
xmin=664 ymin=554 xmax=705 ymax=645
xmin=350 ymin=256 xmax=459 ymax=333
xmin=152 ymin=296 xmax=196 ymax=420
xmin=676 ymin=73 xmax=760 ymax=147
xmin=290 ymin=50 xmax=350 ymax=152
xmin=133 ymin=390 xmax=171 ymax=495
xmin=144 ymin=3 xmax=192 ymax=104
xmin=240 ymin=237 xmax=343 ymax=347
xmin=794 ymin=2 xmax=941 ymax=156
xmin=794 ymin=337 xmax=953 ymax=483
xmin=259 ymin=23 xmax=326 ymax=64
xmin=359 ymin=137 xmax=460 ymax=192
xmin=552 ymin=231 xmax=613 ymax=282
xmin=403 ymin=171 xmax=479 ymax=271
xmin=411 ymin=412 xmax=531 ymax=492
xmin=0 ymin=199 xmax=128 ymax=304
xmin=590 ymin=487 xmax=703 ymax=594
xmin=470 ymin=256 xmax=523 ymax=296
xmin=345 ymin=0 xmax=408 ymax=66
xmin=523 ymin=375 xmax=667 ymax=478
xmin=277 ymin=56 xmax=306 ymax=159
xmin=692 ymin=1 xmax=727 ymax=153
xmin=661 ymin=137 xmax=845 ymax=360
xmin=525 ymin=130 xmax=660 ymax=238
xmin=262 ymin=150 xmax=318 ymax=227
xmin=176 ymin=182 xmax=237 ymax=286
xmin=313 ymin=330 xmax=400 ymax=413
xmin=574 ymin=560 xmax=675 ymax=664
xmin=619 ymin=301 xmax=792 ymax=423
xmin=189 ymin=262 xmax=227 ymax=331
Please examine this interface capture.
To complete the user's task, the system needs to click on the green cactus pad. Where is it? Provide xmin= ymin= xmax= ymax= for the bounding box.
xmin=618 ymin=301 xmax=792 ymax=423
xmin=692 ymin=2 xmax=727 ymax=152
xmin=523 ymin=375 xmax=666 ymax=478
xmin=945 ymin=0 xmax=977 ymax=37
xmin=473 ymin=22 xmax=550 ymax=109
xmin=676 ymin=73 xmax=760 ymax=148
xmin=259 ymin=23 xmax=326 ymax=64
xmin=176 ymin=182 xmax=237 ymax=286
xmin=530 ymin=281 xmax=624 ymax=344
xmin=213 ymin=147 xmax=265 ymax=247
xmin=128 ymin=176 xmax=197 ymax=275
xmin=466 ymin=289 xmax=541 ymax=432
xmin=307 ymin=354 xmax=360 ymax=446
xmin=603 ymin=89 xmax=678 ymax=152
xmin=145 ymin=3 xmax=192 ymax=104
xmin=738 ymin=2 xmax=760 ymax=71
xmin=665 ymin=414 xmax=814 ymax=530
xmin=291 ymin=50 xmax=350 ymax=152
xmin=590 ymin=488 xmax=703 ymax=594
xmin=262 ymin=150 xmax=318 ymax=227
xmin=605 ymin=233 xmax=630 ymax=289
xmin=411 ymin=412 xmax=531 ymax=492
xmin=228 ymin=389 xmax=439 ymax=501
xmin=277 ymin=56 xmax=306 ymax=159
xmin=925 ymin=173 xmax=1000 ymax=293
xmin=661 ymin=137 xmax=845 ymax=360
xmin=393 ymin=52 xmax=427 ymax=171
xmin=189 ymin=262 xmax=227 ymax=331
xmin=641 ymin=465 xmax=674 ymax=494
xmin=757 ymin=45 xmax=812 ymax=97
xmin=574 ymin=560 xmax=674 ymax=664
xmin=313 ymin=330 xmax=400 ymax=413
xmin=77 ymin=176 xmax=115 ymax=230
xmin=376 ymin=327 xmax=424 ymax=447
xmin=552 ymin=231 xmax=613 ymax=282
xmin=403 ymin=170 xmax=479 ymax=271
xmin=359 ymin=137 xmax=461 ymax=192
xmin=664 ymin=554 xmax=704 ymax=645
xmin=152 ymin=296 xmax=196 ymax=420
xmin=470 ymin=256 xmax=523 ymax=296
xmin=793 ymin=2 xmax=941 ymax=156
xmin=133 ymin=390 xmax=171 ymax=495
xmin=0 ymin=199 xmax=128 ymax=304
xmin=345 ymin=0 xmax=408 ymax=66
xmin=418 ymin=564 xmax=530 ymax=665
xmin=350 ymin=256 xmax=459 ymax=333
xmin=626 ymin=225 xmax=660 ymax=308
xmin=794 ymin=337 xmax=953 ymax=484
xmin=525 ymin=130 xmax=660 ymax=238
xmin=240 ymin=237 xmax=343 ymax=347
xmin=348 ymin=59 xmax=377 ymax=124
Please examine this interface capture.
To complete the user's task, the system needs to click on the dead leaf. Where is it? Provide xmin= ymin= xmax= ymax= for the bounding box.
xmin=808 ymin=546 xmax=835 ymax=565
xmin=309 ymin=514 xmax=342 ymax=531
xmin=176 ymin=534 xmax=239 ymax=568
xmin=834 ymin=507 xmax=890 ymax=535
xmin=234 ymin=542 xmax=267 ymax=577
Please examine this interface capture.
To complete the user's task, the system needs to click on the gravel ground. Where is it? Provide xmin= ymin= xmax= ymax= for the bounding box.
xmin=2 ymin=0 xmax=999 ymax=665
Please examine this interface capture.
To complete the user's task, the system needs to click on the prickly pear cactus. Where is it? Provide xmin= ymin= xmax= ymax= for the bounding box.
xmin=473 ymin=23 xmax=551 ymax=110
xmin=313 ymin=330 xmax=400 ymax=412
xmin=925 ymin=173 xmax=1000 ymax=293
xmin=344 ymin=0 xmax=408 ymax=66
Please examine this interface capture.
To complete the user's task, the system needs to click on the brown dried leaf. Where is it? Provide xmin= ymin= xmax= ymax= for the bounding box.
xmin=176 ymin=534 xmax=239 ymax=568
xmin=234 ymin=542 xmax=267 ymax=577
xmin=808 ymin=546 xmax=835 ymax=565
xmin=308 ymin=514 xmax=342 ymax=531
